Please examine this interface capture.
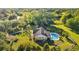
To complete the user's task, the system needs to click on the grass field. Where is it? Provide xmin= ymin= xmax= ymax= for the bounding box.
xmin=54 ymin=24 xmax=79 ymax=45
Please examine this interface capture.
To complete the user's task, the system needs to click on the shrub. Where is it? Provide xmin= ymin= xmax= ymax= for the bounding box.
xmin=0 ymin=32 xmax=6 ymax=40
xmin=53 ymin=46 xmax=61 ymax=51
xmin=36 ymin=46 xmax=42 ymax=51
xmin=71 ymin=45 xmax=79 ymax=51
xmin=43 ymin=43 xmax=50 ymax=51
xmin=17 ymin=45 xmax=25 ymax=51
xmin=66 ymin=18 xmax=79 ymax=34
xmin=26 ymin=46 xmax=31 ymax=51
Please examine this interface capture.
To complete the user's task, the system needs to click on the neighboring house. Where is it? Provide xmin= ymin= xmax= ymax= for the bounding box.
xmin=34 ymin=27 xmax=50 ymax=41
xmin=6 ymin=33 xmax=18 ymax=42
xmin=0 ymin=11 xmax=8 ymax=20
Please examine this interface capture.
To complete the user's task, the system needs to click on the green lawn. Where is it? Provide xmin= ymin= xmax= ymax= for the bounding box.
xmin=60 ymin=37 xmax=73 ymax=50
xmin=54 ymin=25 xmax=79 ymax=45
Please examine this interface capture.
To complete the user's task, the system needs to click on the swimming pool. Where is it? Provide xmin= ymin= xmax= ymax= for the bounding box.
xmin=50 ymin=33 xmax=60 ymax=40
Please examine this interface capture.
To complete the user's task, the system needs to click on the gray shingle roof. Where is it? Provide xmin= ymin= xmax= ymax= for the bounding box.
xmin=34 ymin=27 xmax=50 ymax=37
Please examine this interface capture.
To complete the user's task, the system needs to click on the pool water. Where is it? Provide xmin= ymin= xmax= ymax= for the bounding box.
xmin=50 ymin=33 xmax=60 ymax=40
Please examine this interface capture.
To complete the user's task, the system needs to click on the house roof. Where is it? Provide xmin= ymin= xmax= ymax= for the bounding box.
xmin=34 ymin=27 xmax=50 ymax=37
xmin=35 ymin=34 xmax=47 ymax=38
xmin=35 ymin=34 xmax=47 ymax=40
xmin=6 ymin=33 xmax=18 ymax=41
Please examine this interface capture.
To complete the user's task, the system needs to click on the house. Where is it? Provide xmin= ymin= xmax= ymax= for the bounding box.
xmin=34 ymin=27 xmax=50 ymax=41
xmin=6 ymin=33 xmax=18 ymax=42
xmin=33 ymin=27 xmax=55 ymax=45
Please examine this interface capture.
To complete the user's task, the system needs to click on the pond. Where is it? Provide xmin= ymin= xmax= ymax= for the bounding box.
xmin=50 ymin=32 xmax=60 ymax=40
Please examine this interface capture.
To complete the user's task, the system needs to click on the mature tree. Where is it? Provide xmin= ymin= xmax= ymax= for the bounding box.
xmin=66 ymin=18 xmax=79 ymax=34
